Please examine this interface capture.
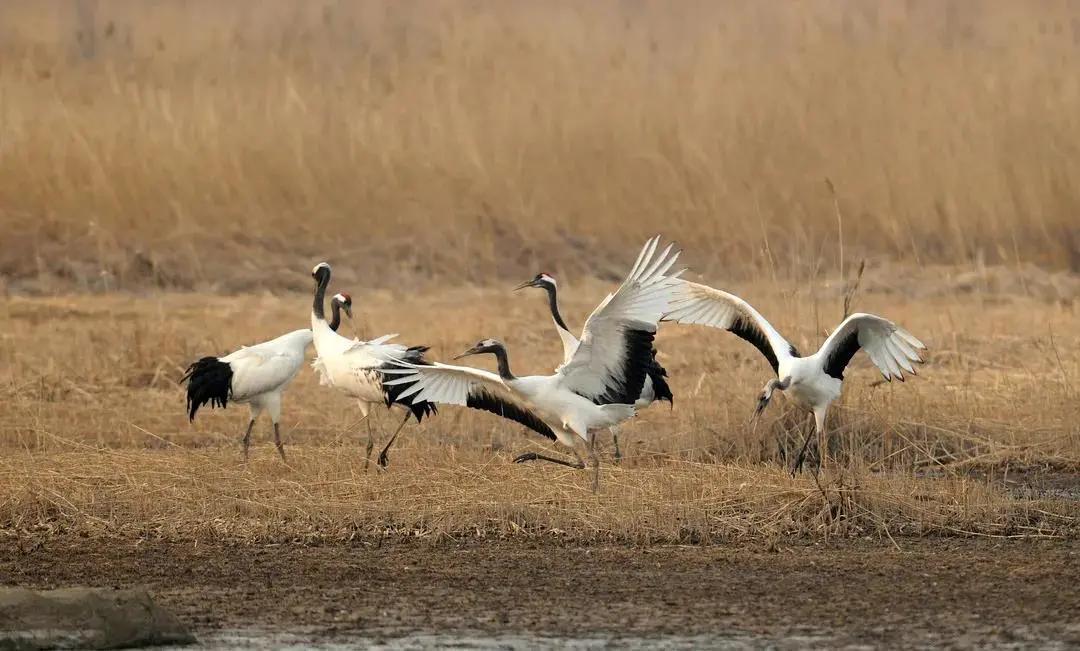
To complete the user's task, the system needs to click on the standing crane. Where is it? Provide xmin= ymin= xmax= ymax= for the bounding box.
xmin=309 ymin=263 xmax=436 ymax=469
xmin=663 ymin=280 xmax=926 ymax=475
xmin=182 ymin=293 xmax=353 ymax=460
xmin=383 ymin=237 xmax=684 ymax=489
xmin=514 ymin=264 xmax=673 ymax=461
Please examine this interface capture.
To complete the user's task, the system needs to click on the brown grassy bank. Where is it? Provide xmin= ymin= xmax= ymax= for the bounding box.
xmin=0 ymin=277 xmax=1077 ymax=543
xmin=1 ymin=1 xmax=1079 ymax=294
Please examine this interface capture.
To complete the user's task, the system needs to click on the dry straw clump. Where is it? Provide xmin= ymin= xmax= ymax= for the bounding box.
xmin=1 ymin=1 xmax=1079 ymax=293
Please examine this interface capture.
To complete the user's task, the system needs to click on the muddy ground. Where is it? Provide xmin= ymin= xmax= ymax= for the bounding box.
xmin=2 ymin=536 xmax=1078 ymax=648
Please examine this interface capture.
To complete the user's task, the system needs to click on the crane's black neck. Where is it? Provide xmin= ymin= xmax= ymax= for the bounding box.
xmin=543 ymin=284 xmax=570 ymax=332
xmin=487 ymin=344 xmax=516 ymax=381
xmin=312 ymin=272 xmax=330 ymax=320
xmin=329 ymin=300 xmax=342 ymax=331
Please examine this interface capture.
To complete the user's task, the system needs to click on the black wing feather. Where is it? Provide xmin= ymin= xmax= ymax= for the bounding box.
xmin=588 ymin=327 xmax=656 ymax=405
xmin=646 ymin=348 xmax=673 ymax=404
xmin=380 ymin=346 xmax=438 ymax=422
xmin=729 ymin=315 xmax=799 ymax=375
xmin=466 ymin=387 xmax=557 ymax=441
xmin=822 ymin=330 xmax=860 ymax=380
xmin=181 ymin=357 xmax=232 ymax=421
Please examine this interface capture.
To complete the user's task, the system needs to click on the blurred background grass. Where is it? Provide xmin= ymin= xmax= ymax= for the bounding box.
xmin=1 ymin=0 xmax=1078 ymax=294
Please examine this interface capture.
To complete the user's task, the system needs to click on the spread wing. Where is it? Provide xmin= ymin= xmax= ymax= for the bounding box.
xmin=311 ymin=334 xmax=405 ymax=387
xmin=383 ymin=362 xmax=556 ymax=441
xmin=819 ymin=313 xmax=926 ymax=381
xmin=558 ymin=236 xmax=684 ymax=404
xmin=662 ymin=280 xmax=797 ymax=375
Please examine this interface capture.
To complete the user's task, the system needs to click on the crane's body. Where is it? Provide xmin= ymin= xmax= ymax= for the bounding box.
xmin=385 ymin=237 xmax=684 ymax=488
xmin=309 ymin=263 xmax=436 ymax=467
xmin=181 ymin=293 xmax=353 ymax=460
xmin=664 ymin=279 xmax=926 ymax=474
xmin=516 ymin=272 xmax=673 ymax=411
xmin=515 ymin=270 xmax=674 ymax=459
xmin=501 ymin=373 xmax=637 ymax=447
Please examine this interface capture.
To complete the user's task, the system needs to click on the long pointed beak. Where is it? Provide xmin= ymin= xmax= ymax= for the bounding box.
xmin=453 ymin=347 xmax=480 ymax=360
xmin=513 ymin=280 xmax=534 ymax=292
xmin=752 ymin=395 xmax=770 ymax=420
xmin=342 ymin=305 xmax=353 ymax=319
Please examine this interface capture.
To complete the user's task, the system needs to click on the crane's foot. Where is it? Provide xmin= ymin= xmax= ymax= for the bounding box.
xmin=377 ymin=450 xmax=390 ymax=469
xmin=273 ymin=424 xmax=286 ymax=462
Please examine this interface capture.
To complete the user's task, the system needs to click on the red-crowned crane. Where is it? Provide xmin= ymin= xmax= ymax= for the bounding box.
xmin=383 ymin=237 xmax=683 ymax=490
xmin=309 ymin=263 xmax=436 ymax=469
xmin=182 ymin=293 xmax=353 ymax=460
xmin=514 ymin=242 xmax=675 ymax=461
xmin=663 ymin=280 xmax=926 ymax=474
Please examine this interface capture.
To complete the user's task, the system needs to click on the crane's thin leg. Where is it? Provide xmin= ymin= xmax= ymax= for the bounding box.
xmin=363 ymin=417 xmax=375 ymax=471
xmin=513 ymin=451 xmax=586 ymax=470
xmin=590 ymin=436 xmax=601 ymax=493
xmin=241 ymin=419 xmax=256 ymax=461
xmin=377 ymin=412 xmax=413 ymax=468
xmin=610 ymin=427 xmax=622 ymax=464
xmin=791 ymin=412 xmax=818 ymax=476
xmin=273 ymin=422 xmax=286 ymax=462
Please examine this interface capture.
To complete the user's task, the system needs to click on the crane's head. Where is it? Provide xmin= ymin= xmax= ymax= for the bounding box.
xmin=454 ymin=338 xmax=504 ymax=360
xmin=752 ymin=377 xmax=791 ymax=420
xmin=332 ymin=292 xmax=353 ymax=318
xmin=514 ymin=272 xmax=556 ymax=292
xmin=311 ymin=262 xmax=331 ymax=284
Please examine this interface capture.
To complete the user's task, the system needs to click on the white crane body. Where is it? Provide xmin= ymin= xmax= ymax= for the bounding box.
xmin=308 ymin=263 xmax=437 ymax=467
xmin=181 ymin=293 xmax=354 ymax=460
xmin=664 ymin=279 xmax=926 ymax=473
xmin=384 ymin=237 xmax=683 ymax=484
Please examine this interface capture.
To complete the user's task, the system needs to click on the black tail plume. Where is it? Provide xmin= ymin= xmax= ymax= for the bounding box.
xmin=182 ymin=357 xmax=233 ymax=421
xmin=380 ymin=346 xmax=438 ymax=423
xmin=646 ymin=347 xmax=674 ymax=406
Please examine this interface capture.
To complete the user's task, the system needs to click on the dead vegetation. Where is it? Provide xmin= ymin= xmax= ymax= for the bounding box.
xmin=0 ymin=283 xmax=1076 ymax=543
xmin=1 ymin=1 xmax=1080 ymax=294
xmin=0 ymin=2 xmax=1077 ymax=544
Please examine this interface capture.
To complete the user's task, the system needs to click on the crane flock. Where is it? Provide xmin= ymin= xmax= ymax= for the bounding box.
xmin=183 ymin=236 xmax=926 ymax=481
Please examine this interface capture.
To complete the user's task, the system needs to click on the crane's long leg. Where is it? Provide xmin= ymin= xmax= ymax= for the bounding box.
xmin=791 ymin=411 xmax=823 ymax=476
xmin=273 ymin=422 xmax=286 ymax=462
xmin=377 ymin=412 xmax=413 ymax=468
xmin=241 ymin=419 xmax=256 ymax=461
xmin=610 ymin=427 xmax=622 ymax=464
xmin=363 ymin=416 xmax=375 ymax=471
xmin=513 ymin=451 xmax=586 ymax=470
xmin=590 ymin=435 xmax=601 ymax=493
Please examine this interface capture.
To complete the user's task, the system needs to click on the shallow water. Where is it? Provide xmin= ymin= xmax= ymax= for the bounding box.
xmin=153 ymin=628 xmax=1080 ymax=650
xmin=154 ymin=630 xmax=866 ymax=650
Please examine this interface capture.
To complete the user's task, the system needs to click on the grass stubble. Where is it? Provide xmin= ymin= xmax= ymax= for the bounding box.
xmin=0 ymin=279 xmax=1076 ymax=545
xmin=0 ymin=1 xmax=1077 ymax=546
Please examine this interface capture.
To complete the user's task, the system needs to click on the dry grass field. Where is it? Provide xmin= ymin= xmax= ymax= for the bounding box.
xmin=1 ymin=274 xmax=1077 ymax=544
xmin=1 ymin=1 xmax=1079 ymax=644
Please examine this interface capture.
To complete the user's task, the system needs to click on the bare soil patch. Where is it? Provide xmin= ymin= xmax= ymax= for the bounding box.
xmin=3 ymin=537 xmax=1078 ymax=648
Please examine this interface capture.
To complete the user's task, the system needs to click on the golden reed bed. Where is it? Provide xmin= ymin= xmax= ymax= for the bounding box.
xmin=0 ymin=1 xmax=1078 ymax=294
